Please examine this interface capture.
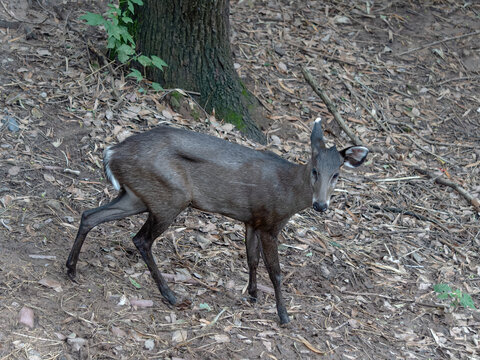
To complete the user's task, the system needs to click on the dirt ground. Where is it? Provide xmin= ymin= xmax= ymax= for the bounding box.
xmin=1 ymin=0 xmax=479 ymax=359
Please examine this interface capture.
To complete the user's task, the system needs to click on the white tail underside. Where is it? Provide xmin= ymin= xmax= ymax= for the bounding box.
xmin=103 ymin=147 xmax=121 ymax=191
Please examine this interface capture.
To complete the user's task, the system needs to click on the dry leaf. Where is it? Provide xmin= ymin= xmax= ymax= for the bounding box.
xmin=39 ymin=277 xmax=63 ymax=292
xmin=144 ymin=339 xmax=155 ymax=350
xmin=111 ymin=326 xmax=127 ymax=338
xmin=129 ymin=299 xmax=154 ymax=308
xmin=43 ymin=173 xmax=55 ymax=182
xmin=172 ymin=330 xmax=188 ymax=343
xmin=51 ymin=139 xmax=63 ymax=148
xmin=8 ymin=166 xmax=20 ymax=176
xmin=1 ymin=195 xmax=13 ymax=207
xmin=213 ymin=334 xmax=230 ymax=343
xmin=296 ymin=335 xmax=324 ymax=355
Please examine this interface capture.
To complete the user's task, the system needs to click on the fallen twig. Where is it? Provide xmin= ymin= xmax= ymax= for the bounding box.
xmin=408 ymin=164 xmax=480 ymax=212
xmin=397 ymin=30 xmax=480 ymax=56
xmin=369 ymin=204 xmax=448 ymax=232
xmin=301 ymin=66 xmax=363 ymax=146
xmin=338 ymin=290 xmax=447 ymax=309
xmin=340 ymin=78 xmax=391 ymax=133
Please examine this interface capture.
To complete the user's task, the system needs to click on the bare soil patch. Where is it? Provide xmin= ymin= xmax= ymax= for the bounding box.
xmin=1 ymin=1 xmax=479 ymax=359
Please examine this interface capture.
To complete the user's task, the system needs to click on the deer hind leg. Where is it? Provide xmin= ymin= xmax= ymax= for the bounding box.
xmin=66 ymin=186 xmax=147 ymax=279
xmin=259 ymin=231 xmax=290 ymax=325
xmin=245 ymin=224 xmax=261 ymax=302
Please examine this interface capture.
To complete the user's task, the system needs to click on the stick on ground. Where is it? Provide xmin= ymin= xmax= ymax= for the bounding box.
xmin=301 ymin=66 xmax=363 ymax=146
xmin=408 ymin=164 xmax=480 ymax=212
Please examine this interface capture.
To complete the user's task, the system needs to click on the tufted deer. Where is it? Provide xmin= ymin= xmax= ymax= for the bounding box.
xmin=66 ymin=118 xmax=368 ymax=324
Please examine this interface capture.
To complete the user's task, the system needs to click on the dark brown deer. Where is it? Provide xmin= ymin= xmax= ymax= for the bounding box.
xmin=66 ymin=118 xmax=368 ymax=324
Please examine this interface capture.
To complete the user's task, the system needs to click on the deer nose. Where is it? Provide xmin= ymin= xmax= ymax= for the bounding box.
xmin=313 ymin=201 xmax=328 ymax=212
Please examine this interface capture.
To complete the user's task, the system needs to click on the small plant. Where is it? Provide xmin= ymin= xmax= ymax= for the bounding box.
xmin=80 ymin=0 xmax=166 ymax=91
xmin=433 ymin=283 xmax=475 ymax=309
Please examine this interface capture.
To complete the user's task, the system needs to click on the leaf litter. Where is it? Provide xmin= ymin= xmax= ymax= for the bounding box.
xmin=0 ymin=0 xmax=479 ymax=359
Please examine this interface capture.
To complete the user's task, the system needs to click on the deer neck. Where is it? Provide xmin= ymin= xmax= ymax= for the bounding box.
xmin=289 ymin=161 xmax=313 ymax=213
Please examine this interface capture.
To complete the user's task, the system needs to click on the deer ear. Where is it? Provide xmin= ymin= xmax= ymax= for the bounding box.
xmin=340 ymin=146 xmax=369 ymax=168
xmin=310 ymin=117 xmax=326 ymax=156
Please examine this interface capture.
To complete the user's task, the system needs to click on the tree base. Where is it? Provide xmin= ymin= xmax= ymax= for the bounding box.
xmin=136 ymin=0 xmax=266 ymax=144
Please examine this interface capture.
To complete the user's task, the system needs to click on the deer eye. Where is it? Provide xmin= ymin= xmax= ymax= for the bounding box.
xmin=332 ymin=173 xmax=339 ymax=180
xmin=311 ymin=168 xmax=318 ymax=181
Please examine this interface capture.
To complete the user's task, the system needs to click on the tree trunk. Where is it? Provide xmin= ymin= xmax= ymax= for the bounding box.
xmin=135 ymin=0 xmax=266 ymax=143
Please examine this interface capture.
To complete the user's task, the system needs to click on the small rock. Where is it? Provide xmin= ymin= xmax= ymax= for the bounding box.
xmin=144 ymin=339 xmax=155 ymax=350
xmin=67 ymin=337 xmax=86 ymax=352
xmin=19 ymin=307 xmax=34 ymax=328
xmin=31 ymin=108 xmax=42 ymax=119
xmin=45 ymin=199 xmax=62 ymax=213
xmin=274 ymin=45 xmax=285 ymax=56
xmin=37 ymin=49 xmax=51 ymax=56
xmin=333 ymin=15 xmax=352 ymax=24
xmin=321 ymin=33 xmax=332 ymax=42
xmin=270 ymin=135 xmax=281 ymax=146
xmin=277 ymin=62 xmax=287 ymax=72
xmin=411 ymin=107 xmax=421 ymax=117
xmin=105 ymin=109 xmax=113 ymax=120
xmin=13 ymin=340 xmax=25 ymax=349
xmin=2 ymin=116 xmax=19 ymax=132
xmin=320 ymin=265 xmax=331 ymax=278
xmin=28 ymin=350 xmax=42 ymax=360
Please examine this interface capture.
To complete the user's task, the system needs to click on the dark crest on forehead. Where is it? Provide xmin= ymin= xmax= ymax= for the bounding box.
xmin=315 ymin=145 xmax=343 ymax=169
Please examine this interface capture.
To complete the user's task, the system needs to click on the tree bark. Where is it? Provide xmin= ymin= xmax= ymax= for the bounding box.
xmin=135 ymin=0 xmax=266 ymax=143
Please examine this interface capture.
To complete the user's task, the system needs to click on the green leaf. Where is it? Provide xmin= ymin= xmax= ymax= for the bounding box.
xmin=103 ymin=21 xmax=120 ymax=41
xmin=122 ymin=15 xmax=133 ymax=24
xmin=151 ymin=55 xmax=168 ymax=70
xmin=80 ymin=12 xmax=106 ymax=26
xmin=106 ymin=6 xmax=118 ymax=18
xmin=433 ymin=283 xmax=451 ymax=294
xmin=117 ymin=44 xmax=135 ymax=55
xmin=117 ymin=52 xmax=129 ymax=63
xmin=151 ymin=82 xmax=164 ymax=91
xmin=137 ymin=55 xmax=152 ymax=67
xmin=130 ymin=0 xmax=143 ymax=5
xmin=460 ymin=293 xmax=476 ymax=309
xmin=109 ymin=23 xmax=122 ymax=40
xmin=106 ymin=36 xmax=118 ymax=49
xmin=199 ymin=303 xmax=212 ymax=311
xmin=118 ymin=27 xmax=134 ymax=46
xmin=129 ymin=277 xmax=141 ymax=289
xmin=126 ymin=68 xmax=143 ymax=81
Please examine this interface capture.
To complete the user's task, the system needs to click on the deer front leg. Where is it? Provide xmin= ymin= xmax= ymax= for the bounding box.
xmin=132 ymin=214 xmax=176 ymax=305
xmin=245 ymin=224 xmax=260 ymax=302
xmin=260 ymin=231 xmax=289 ymax=325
